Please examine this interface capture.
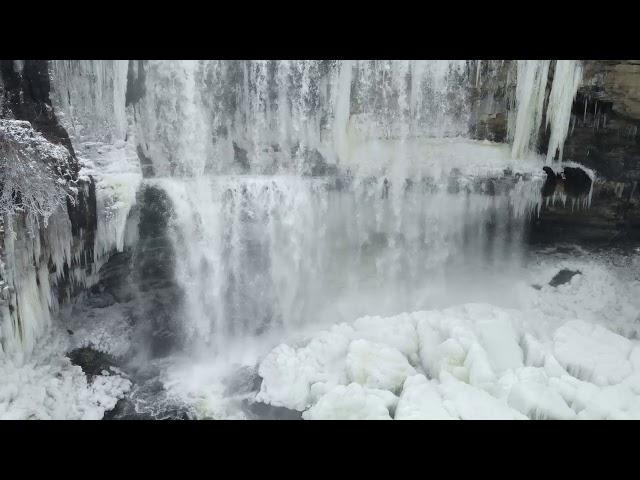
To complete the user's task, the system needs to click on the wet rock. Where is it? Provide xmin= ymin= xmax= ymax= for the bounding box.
xmin=85 ymin=291 xmax=116 ymax=309
xmin=223 ymin=365 xmax=262 ymax=397
xmin=549 ymin=269 xmax=581 ymax=287
xmin=102 ymin=366 xmax=193 ymax=420
xmin=68 ymin=347 xmax=119 ymax=377
xmin=241 ymin=400 xmax=303 ymax=420
xmin=131 ymin=185 xmax=185 ymax=358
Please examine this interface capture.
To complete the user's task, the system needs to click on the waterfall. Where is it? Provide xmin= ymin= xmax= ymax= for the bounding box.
xmin=156 ymin=167 xmax=542 ymax=355
xmin=3 ymin=60 xmax=586 ymax=361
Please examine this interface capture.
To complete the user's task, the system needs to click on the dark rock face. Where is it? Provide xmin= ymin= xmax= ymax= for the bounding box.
xmin=530 ymin=61 xmax=640 ymax=247
xmin=0 ymin=60 xmax=76 ymax=159
xmin=1 ymin=61 xmax=99 ymax=304
xmin=125 ymin=60 xmax=146 ymax=107
xmin=132 ymin=185 xmax=184 ymax=358
xmin=529 ymin=181 xmax=640 ymax=246
xmin=563 ymin=167 xmax=593 ymax=197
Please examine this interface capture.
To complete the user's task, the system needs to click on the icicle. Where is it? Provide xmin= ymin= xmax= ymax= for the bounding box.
xmin=545 ymin=60 xmax=583 ymax=163
xmin=510 ymin=60 xmax=551 ymax=159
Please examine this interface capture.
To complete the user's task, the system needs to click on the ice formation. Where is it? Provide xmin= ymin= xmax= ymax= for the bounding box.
xmin=545 ymin=61 xmax=583 ymax=162
xmin=0 ymin=328 xmax=130 ymax=419
xmin=254 ymin=255 xmax=640 ymax=419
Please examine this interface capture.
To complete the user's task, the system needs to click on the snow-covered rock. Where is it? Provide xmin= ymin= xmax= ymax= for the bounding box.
xmin=346 ymin=339 xmax=416 ymax=393
xmin=302 ymin=383 xmax=396 ymax=420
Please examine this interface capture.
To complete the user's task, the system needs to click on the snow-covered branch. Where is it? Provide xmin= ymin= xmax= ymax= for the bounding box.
xmin=0 ymin=120 xmax=75 ymax=233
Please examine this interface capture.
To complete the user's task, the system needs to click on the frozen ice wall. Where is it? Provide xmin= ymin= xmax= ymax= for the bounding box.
xmin=49 ymin=60 xmax=142 ymax=271
xmin=509 ymin=60 xmax=583 ymax=161
xmin=131 ymin=60 xmax=479 ymax=177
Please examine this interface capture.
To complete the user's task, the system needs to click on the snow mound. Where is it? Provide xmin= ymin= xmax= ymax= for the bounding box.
xmin=0 ymin=331 xmax=130 ymax=419
xmin=395 ymin=374 xmax=455 ymax=419
xmin=346 ymin=339 xmax=416 ymax=393
xmin=255 ymin=324 xmax=353 ymax=411
xmin=302 ymin=383 xmax=396 ymax=420
xmin=553 ymin=320 xmax=633 ymax=386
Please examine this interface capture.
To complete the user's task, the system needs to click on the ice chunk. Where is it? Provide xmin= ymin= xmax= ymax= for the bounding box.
xmin=506 ymin=367 xmax=576 ymax=420
xmin=346 ymin=339 xmax=416 ymax=393
xmin=353 ymin=313 xmax=419 ymax=363
xmin=438 ymin=372 xmax=527 ymax=420
xmin=256 ymin=324 xmax=353 ymax=411
xmin=395 ymin=374 xmax=456 ymax=419
xmin=255 ymin=344 xmax=315 ymax=411
xmin=553 ymin=320 xmax=633 ymax=386
xmin=464 ymin=343 xmax=496 ymax=389
xmin=302 ymin=383 xmax=395 ymax=420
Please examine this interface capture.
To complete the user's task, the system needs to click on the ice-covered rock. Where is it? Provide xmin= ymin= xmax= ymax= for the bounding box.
xmin=505 ymin=367 xmax=576 ymax=420
xmin=346 ymin=339 xmax=416 ymax=393
xmin=438 ymin=372 xmax=528 ymax=420
xmin=256 ymin=323 xmax=353 ymax=411
xmin=395 ymin=374 xmax=456 ymax=420
xmin=353 ymin=314 xmax=419 ymax=363
xmin=302 ymin=383 xmax=396 ymax=420
xmin=553 ymin=320 xmax=633 ymax=386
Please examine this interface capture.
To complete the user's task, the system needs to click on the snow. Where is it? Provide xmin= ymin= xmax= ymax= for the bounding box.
xmin=553 ymin=320 xmax=633 ymax=386
xmin=395 ymin=374 xmax=455 ymax=420
xmin=346 ymin=339 xmax=416 ymax=393
xmin=255 ymin=324 xmax=354 ymax=411
xmin=503 ymin=367 xmax=576 ymax=419
xmin=437 ymin=372 xmax=528 ymax=420
xmin=302 ymin=383 xmax=396 ymax=420
xmin=353 ymin=314 xmax=419 ymax=363
xmin=0 ymin=329 xmax=130 ymax=420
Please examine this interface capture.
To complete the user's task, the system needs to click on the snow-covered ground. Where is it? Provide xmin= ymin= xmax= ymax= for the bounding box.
xmin=0 ymin=326 xmax=130 ymax=420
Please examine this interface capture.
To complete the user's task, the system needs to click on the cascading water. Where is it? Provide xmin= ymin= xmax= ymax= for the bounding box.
xmin=43 ymin=60 xmax=587 ymax=357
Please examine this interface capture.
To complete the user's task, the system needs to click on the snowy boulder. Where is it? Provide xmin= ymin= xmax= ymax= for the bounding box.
xmin=464 ymin=343 xmax=496 ymax=389
xmin=256 ymin=344 xmax=314 ymax=411
xmin=346 ymin=339 xmax=416 ymax=393
xmin=353 ymin=313 xmax=419 ymax=363
xmin=521 ymin=333 xmax=547 ymax=368
xmin=415 ymin=313 xmax=468 ymax=380
xmin=437 ymin=372 xmax=528 ymax=420
xmin=256 ymin=324 xmax=353 ymax=411
xmin=302 ymin=383 xmax=396 ymax=420
xmin=553 ymin=320 xmax=633 ymax=386
xmin=505 ymin=367 xmax=576 ymax=420
xmin=395 ymin=374 xmax=456 ymax=420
